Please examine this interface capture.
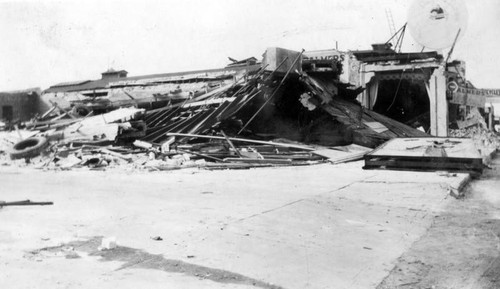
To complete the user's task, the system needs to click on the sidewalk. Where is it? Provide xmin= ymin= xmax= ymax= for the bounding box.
xmin=0 ymin=161 xmax=470 ymax=289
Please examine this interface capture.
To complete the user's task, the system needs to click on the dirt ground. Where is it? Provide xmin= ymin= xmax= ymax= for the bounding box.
xmin=378 ymin=155 xmax=500 ymax=289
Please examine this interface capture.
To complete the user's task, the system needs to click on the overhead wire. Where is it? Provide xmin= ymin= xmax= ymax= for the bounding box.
xmin=386 ymin=53 xmax=411 ymax=112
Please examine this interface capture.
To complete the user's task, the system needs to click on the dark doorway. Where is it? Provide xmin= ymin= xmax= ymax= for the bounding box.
xmin=2 ymin=105 xmax=13 ymax=121
xmin=373 ymin=79 xmax=430 ymax=132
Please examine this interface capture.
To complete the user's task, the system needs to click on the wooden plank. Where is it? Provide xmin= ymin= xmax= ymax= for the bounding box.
xmin=217 ymin=94 xmax=246 ymax=120
xmin=194 ymin=110 xmax=230 ymax=136
xmin=363 ymin=121 xmax=389 ymax=133
xmin=223 ymin=157 xmax=292 ymax=164
xmin=142 ymin=117 xmax=193 ymax=142
xmin=152 ymin=107 xmax=187 ymax=128
xmin=168 ymin=110 xmax=213 ymax=134
xmin=166 ymin=132 xmax=316 ymax=151
xmin=312 ymin=149 xmax=368 ymax=164
xmin=364 ymin=158 xmax=483 ymax=172
xmin=145 ymin=82 xmax=235 ymax=115
xmin=363 ymin=110 xmax=428 ymax=137
xmin=146 ymin=107 xmax=179 ymax=127
xmin=365 ymin=155 xmax=483 ymax=165
xmin=230 ymin=89 xmax=261 ymax=116
xmin=182 ymin=108 xmax=218 ymax=134
xmin=209 ymin=100 xmax=232 ymax=121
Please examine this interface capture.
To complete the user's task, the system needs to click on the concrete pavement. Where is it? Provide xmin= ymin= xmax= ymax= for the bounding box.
xmin=0 ymin=161 xmax=469 ymax=288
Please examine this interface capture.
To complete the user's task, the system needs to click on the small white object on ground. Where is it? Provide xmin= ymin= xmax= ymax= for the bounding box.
xmin=99 ymin=237 xmax=117 ymax=251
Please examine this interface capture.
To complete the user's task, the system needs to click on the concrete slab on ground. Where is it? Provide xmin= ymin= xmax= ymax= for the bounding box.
xmin=0 ymin=161 xmax=470 ymax=289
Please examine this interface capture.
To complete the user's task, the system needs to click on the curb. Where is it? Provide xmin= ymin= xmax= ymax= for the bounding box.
xmin=482 ymin=148 xmax=498 ymax=166
xmin=447 ymin=174 xmax=472 ymax=199
xmin=456 ymin=174 xmax=471 ymax=193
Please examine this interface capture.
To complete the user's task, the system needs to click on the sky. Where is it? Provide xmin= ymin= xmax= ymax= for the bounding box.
xmin=1 ymin=0 xmax=499 ymax=91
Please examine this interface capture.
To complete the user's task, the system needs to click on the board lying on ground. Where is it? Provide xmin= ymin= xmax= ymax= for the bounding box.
xmin=363 ymin=137 xmax=484 ymax=173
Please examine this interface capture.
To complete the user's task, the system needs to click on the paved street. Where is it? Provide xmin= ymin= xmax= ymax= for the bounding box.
xmin=0 ymin=161 xmax=468 ymax=289
xmin=378 ymin=155 xmax=500 ymax=289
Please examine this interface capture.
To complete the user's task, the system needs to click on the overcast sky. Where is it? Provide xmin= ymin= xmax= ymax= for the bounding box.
xmin=1 ymin=0 xmax=499 ymax=91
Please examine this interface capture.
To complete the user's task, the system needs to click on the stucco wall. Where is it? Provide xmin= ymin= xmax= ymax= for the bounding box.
xmin=0 ymin=88 xmax=41 ymax=122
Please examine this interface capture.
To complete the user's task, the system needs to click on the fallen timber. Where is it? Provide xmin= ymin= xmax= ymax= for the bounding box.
xmin=0 ymin=200 xmax=54 ymax=207
xmin=10 ymin=46 xmax=493 ymax=173
xmin=166 ymin=133 xmax=316 ymax=151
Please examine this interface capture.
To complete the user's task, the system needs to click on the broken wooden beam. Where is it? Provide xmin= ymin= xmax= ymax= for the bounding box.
xmin=165 ymin=132 xmax=316 ymax=151
xmin=223 ymin=158 xmax=293 ymax=164
xmin=220 ymin=130 xmax=244 ymax=158
xmin=0 ymin=200 xmax=54 ymax=207
xmin=175 ymin=148 xmax=225 ymax=162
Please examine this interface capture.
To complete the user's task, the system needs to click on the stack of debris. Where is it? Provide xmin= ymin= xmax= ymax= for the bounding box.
xmin=450 ymin=126 xmax=500 ymax=156
xmin=0 ymin=47 xmax=434 ymax=171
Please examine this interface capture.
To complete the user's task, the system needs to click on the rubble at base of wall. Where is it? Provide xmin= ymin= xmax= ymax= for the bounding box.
xmin=449 ymin=127 xmax=500 ymax=163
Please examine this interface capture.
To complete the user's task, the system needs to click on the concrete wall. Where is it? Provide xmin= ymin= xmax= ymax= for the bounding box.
xmin=0 ymin=88 xmax=41 ymax=122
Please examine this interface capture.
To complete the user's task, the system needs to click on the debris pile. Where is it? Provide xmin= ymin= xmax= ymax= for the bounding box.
xmin=0 ymin=48 xmax=435 ymax=171
xmin=449 ymin=127 xmax=500 ymax=160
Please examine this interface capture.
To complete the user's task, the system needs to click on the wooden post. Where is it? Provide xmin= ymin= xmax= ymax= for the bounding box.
xmin=426 ymin=66 xmax=448 ymax=136
xmin=360 ymin=63 xmax=367 ymax=107
xmin=488 ymin=105 xmax=494 ymax=130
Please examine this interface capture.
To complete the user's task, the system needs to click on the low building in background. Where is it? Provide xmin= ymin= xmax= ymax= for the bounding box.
xmin=41 ymin=64 xmax=261 ymax=115
xmin=0 ymin=88 xmax=41 ymax=123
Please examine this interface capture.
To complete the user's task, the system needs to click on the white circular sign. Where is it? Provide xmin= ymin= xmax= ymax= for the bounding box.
xmin=408 ymin=0 xmax=468 ymax=50
xmin=447 ymin=81 xmax=458 ymax=93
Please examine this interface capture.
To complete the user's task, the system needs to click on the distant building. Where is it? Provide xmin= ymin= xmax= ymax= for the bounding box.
xmin=0 ymin=88 xmax=41 ymax=122
xmin=42 ymin=64 xmax=260 ymax=113
xmin=100 ymin=69 xmax=128 ymax=80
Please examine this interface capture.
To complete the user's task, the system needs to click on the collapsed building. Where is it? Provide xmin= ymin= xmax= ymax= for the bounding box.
xmin=36 ymin=47 xmax=428 ymax=147
xmin=353 ymin=43 xmax=497 ymax=136
xmin=1 ymin=43 xmax=498 ymax=172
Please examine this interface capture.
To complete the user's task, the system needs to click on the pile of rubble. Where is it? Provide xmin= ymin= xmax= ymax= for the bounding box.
xmin=0 ymin=48 xmax=440 ymax=172
xmin=449 ymin=126 xmax=500 ymax=154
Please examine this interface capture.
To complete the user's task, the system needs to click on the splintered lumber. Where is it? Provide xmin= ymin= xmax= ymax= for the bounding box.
xmin=363 ymin=110 xmax=428 ymax=137
xmin=145 ymin=83 xmax=235 ymax=115
xmin=220 ymin=130 xmax=244 ymax=158
xmin=0 ymin=200 xmax=53 ymax=207
xmin=204 ymin=162 xmax=272 ymax=170
xmin=50 ymin=100 xmax=77 ymax=120
xmin=301 ymin=73 xmax=334 ymax=104
xmin=314 ymin=150 xmax=367 ymax=164
xmin=175 ymin=148 xmax=224 ymax=162
xmin=58 ymin=107 xmax=145 ymax=142
xmin=301 ymin=74 xmax=428 ymax=148
xmin=39 ymin=105 xmax=57 ymax=120
xmin=26 ymin=118 xmax=81 ymax=130
xmin=166 ymin=132 xmax=316 ymax=151
xmin=238 ymin=49 xmax=304 ymax=134
xmin=145 ymin=66 xmax=265 ymax=116
xmin=223 ymin=158 xmax=293 ymax=164
xmin=313 ymin=144 xmax=372 ymax=164
xmin=98 ymin=148 xmax=133 ymax=162
xmin=142 ymin=68 xmax=265 ymax=144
